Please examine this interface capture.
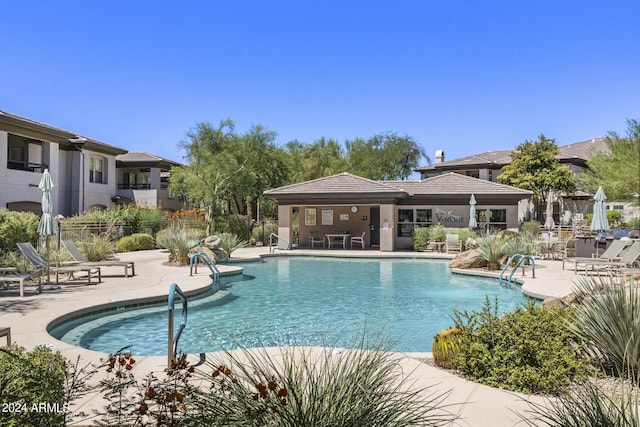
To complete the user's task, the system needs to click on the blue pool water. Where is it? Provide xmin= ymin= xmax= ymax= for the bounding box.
xmin=50 ymin=257 xmax=529 ymax=354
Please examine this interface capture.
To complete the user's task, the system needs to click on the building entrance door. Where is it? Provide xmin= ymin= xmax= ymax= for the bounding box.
xmin=369 ymin=207 xmax=380 ymax=247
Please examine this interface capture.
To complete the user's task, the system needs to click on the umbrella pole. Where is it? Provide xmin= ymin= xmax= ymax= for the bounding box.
xmin=46 ymin=237 xmax=51 ymax=286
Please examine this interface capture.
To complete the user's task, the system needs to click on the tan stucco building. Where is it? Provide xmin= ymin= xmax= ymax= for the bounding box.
xmin=264 ymin=172 xmax=533 ymax=251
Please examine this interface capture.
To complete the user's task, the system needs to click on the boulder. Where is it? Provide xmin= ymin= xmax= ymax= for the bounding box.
xmin=213 ymin=248 xmax=229 ymax=263
xmin=203 ymin=235 xmax=222 ymax=250
xmin=193 ymin=246 xmax=217 ymax=264
xmin=449 ymin=250 xmax=486 ymax=269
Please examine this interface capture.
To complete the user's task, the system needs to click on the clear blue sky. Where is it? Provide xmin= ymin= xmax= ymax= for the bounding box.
xmin=2 ymin=1 xmax=639 ymax=169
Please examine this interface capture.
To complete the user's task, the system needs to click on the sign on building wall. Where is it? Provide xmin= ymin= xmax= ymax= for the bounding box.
xmin=322 ymin=208 xmax=334 ymax=225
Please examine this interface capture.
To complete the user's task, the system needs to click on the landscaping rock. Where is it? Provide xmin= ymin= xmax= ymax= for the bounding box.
xmin=203 ymin=235 xmax=222 ymax=250
xmin=213 ymin=248 xmax=229 ymax=263
xmin=449 ymin=250 xmax=486 ymax=269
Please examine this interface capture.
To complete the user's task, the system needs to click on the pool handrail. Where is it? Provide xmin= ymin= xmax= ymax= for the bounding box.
xmin=269 ymin=233 xmax=290 ymax=253
xmin=500 ymin=254 xmax=536 ymax=286
xmin=189 ymin=251 xmax=220 ymax=289
xmin=167 ymin=282 xmax=188 ymax=367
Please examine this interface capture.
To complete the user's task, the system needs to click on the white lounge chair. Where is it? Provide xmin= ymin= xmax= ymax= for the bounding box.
xmin=566 ymin=239 xmax=631 ymax=271
xmin=445 ymin=234 xmax=461 ymax=253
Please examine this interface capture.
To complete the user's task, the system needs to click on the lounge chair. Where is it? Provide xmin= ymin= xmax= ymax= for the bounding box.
xmin=445 ymin=234 xmax=461 ymax=253
xmin=351 ymin=232 xmax=366 ymax=249
xmin=580 ymin=241 xmax=640 ymax=275
xmin=563 ymin=239 xmax=630 ymax=271
xmin=309 ymin=231 xmax=325 ymax=248
xmin=17 ymin=242 xmax=101 ymax=286
xmin=62 ymin=240 xmax=135 ymax=277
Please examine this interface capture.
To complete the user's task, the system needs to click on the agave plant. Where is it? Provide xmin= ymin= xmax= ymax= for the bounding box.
xmin=156 ymin=224 xmax=204 ymax=264
xmin=218 ymin=233 xmax=248 ymax=256
xmin=568 ymin=275 xmax=640 ymax=379
xmin=471 ymin=230 xmax=509 ymax=269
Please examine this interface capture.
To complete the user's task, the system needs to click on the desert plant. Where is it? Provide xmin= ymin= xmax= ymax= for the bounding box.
xmin=432 ymin=327 xmax=461 ymax=369
xmin=503 ymin=232 xmax=535 ymax=258
xmin=77 ymin=234 xmax=116 ymax=261
xmin=457 ymin=229 xmax=476 ymax=250
xmin=452 ymin=298 xmax=591 ymax=395
xmin=430 ymin=224 xmax=447 ymax=242
xmin=568 ymin=275 xmax=640 ymax=378
xmin=412 ymin=226 xmax=431 ymax=251
xmin=471 ymin=230 xmax=508 ymax=269
xmin=520 ymin=376 xmax=640 ymax=427
xmin=0 ymin=208 xmax=40 ymax=252
xmin=0 ymin=250 xmax=33 ymax=273
xmin=115 ymin=233 xmax=154 ymax=253
xmin=192 ymin=337 xmax=458 ymax=426
xmin=155 ymin=225 xmax=204 ymax=264
xmin=250 ymin=220 xmax=279 ymax=244
xmin=0 ymin=345 xmax=69 ymax=426
xmin=522 ymin=220 xmax=541 ymax=238
xmin=218 ymin=233 xmax=249 ymax=256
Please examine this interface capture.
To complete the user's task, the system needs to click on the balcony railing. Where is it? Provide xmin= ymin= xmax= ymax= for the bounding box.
xmin=117 ymin=183 xmax=152 ymax=190
xmin=7 ymin=160 xmax=48 ymax=173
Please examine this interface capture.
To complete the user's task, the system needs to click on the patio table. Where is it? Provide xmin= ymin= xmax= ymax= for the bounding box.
xmin=325 ymin=233 xmax=351 ymax=249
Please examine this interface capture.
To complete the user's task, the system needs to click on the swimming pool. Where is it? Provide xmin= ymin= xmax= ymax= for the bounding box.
xmin=50 ymin=257 xmax=529 ymax=354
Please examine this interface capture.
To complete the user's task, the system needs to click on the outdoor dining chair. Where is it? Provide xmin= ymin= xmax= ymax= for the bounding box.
xmin=351 ymin=232 xmax=366 ymax=249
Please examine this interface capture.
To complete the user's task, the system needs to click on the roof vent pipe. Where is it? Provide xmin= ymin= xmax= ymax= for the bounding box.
xmin=435 ymin=150 xmax=445 ymax=164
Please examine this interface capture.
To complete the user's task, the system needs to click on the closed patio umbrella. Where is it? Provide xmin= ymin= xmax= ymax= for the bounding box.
xmin=468 ymin=194 xmax=477 ymax=229
xmin=544 ymin=190 xmax=555 ymax=230
xmin=590 ymin=186 xmax=610 ymax=233
xmin=37 ymin=169 xmax=55 ymax=287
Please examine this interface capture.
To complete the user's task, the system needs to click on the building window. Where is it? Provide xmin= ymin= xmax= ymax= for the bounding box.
xmin=7 ymin=134 xmax=46 ymax=172
xmin=90 ymin=156 xmax=106 ymax=184
xmin=397 ymin=208 xmax=433 ymax=237
xmin=476 ymin=208 xmax=507 ymax=231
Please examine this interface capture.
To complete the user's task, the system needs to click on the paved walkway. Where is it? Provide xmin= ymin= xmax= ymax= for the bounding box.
xmin=0 ymin=246 xmax=584 ymax=426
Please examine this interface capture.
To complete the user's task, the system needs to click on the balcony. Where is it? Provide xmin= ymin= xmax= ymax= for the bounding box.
xmin=118 ymin=183 xmax=151 ymax=190
xmin=7 ymin=160 xmax=49 ymax=173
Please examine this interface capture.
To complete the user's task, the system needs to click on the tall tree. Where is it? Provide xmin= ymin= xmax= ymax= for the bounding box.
xmin=168 ymin=120 xmax=242 ymax=234
xmin=498 ymin=134 xmax=576 ymax=220
xmin=580 ymin=118 xmax=640 ymax=201
xmin=345 ymin=132 xmax=428 ymax=180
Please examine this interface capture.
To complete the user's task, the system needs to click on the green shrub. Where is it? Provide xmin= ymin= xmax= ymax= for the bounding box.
xmin=0 ymin=345 xmax=68 ymax=426
xmin=250 ymin=220 xmax=279 ymax=244
xmin=115 ymin=233 xmax=154 ymax=252
xmin=452 ymin=298 xmax=591 ymax=395
xmin=457 ymin=229 xmax=476 ymax=250
xmin=606 ymin=209 xmax=621 ymax=226
xmin=77 ymin=234 xmax=115 ymax=261
xmin=569 ymin=275 xmax=640 ymax=378
xmin=0 ymin=250 xmax=33 ymax=273
xmin=0 ymin=209 xmax=40 ymax=252
xmin=412 ymin=227 xmax=430 ymax=251
xmin=503 ymin=232 xmax=535 ymax=258
xmin=155 ymin=225 xmax=204 ymax=264
xmin=521 ymin=220 xmax=541 ymax=237
xmin=629 ymin=217 xmax=640 ymax=230
xmin=211 ymin=214 xmax=250 ymax=239
xmin=137 ymin=208 xmax=169 ymax=236
xmin=219 ymin=233 xmax=249 ymax=256
xmin=430 ymin=224 xmax=446 ymax=242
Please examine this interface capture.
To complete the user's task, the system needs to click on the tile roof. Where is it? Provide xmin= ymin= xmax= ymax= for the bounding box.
xmin=415 ymin=138 xmax=610 ymax=172
xmin=116 ymin=152 xmax=182 ymax=166
xmin=264 ymin=172 xmax=407 ymax=195
xmin=387 ymin=173 xmax=533 ymax=196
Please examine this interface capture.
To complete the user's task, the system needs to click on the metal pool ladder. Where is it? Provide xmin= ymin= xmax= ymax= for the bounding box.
xmin=269 ymin=233 xmax=290 ymax=253
xmin=500 ymin=254 xmax=536 ymax=286
xmin=189 ymin=251 xmax=220 ymax=289
xmin=167 ymin=282 xmax=187 ymax=367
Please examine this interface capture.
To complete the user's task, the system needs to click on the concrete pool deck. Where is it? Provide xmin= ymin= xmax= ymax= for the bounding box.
xmin=0 ymin=246 xmax=581 ymax=426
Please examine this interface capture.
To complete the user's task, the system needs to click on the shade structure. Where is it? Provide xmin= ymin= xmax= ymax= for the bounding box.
xmin=37 ymin=169 xmax=55 ymax=288
xmin=544 ymin=191 xmax=555 ymax=230
xmin=590 ymin=186 xmax=610 ymax=232
xmin=468 ymin=194 xmax=478 ymax=229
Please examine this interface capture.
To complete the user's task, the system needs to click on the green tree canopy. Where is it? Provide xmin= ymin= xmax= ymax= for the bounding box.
xmin=580 ymin=118 xmax=640 ymax=201
xmin=498 ymin=134 xmax=576 ymax=218
xmin=345 ymin=133 xmax=428 ymax=180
